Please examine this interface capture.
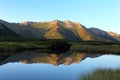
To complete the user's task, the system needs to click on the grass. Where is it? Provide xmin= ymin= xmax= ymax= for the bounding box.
xmin=0 ymin=39 xmax=68 ymax=51
xmin=0 ymin=39 xmax=120 ymax=54
xmin=0 ymin=41 xmax=49 ymax=51
xmin=70 ymin=41 xmax=120 ymax=54
xmin=78 ymin=68 xmax=120 ymax=80
xmin=71 ymin=44 xmax=120 ymax=53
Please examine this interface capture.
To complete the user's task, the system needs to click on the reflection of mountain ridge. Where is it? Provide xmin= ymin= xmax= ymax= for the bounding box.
xmin=0 ymin=51 xmax=102 ymax=66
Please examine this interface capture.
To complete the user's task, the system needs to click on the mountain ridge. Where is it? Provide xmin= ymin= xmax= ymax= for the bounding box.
xmin=0 ymin=19 xmax=119 ymax=42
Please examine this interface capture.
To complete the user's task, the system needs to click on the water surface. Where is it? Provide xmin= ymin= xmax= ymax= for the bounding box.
xmin=0 ymin=51 xmax=120 ymax=80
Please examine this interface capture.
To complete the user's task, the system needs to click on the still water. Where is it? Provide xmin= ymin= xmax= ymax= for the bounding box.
xmin=0 ymin=51 xmax=120 ymax=80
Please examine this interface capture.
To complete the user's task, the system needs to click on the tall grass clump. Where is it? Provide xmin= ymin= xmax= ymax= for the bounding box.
xmin=78 ymin=68 xmax=120 ymax=80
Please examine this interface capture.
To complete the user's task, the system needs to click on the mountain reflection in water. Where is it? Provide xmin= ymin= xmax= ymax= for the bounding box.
xmin=0 ymin=51 xmax=120 ymax=80
xmin=0 ymin=51 xmax=102 ymax=66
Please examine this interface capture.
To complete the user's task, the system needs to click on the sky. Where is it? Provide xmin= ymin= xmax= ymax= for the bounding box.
xmin=0 ymin=0 xmax=120 ymax=33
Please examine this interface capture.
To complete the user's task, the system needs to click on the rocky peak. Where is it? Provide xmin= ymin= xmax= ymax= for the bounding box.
xmin=75 ymin=22 xmax=80 ymax=25
xmin=51 ymin=20 xmax=63 ymax=25
xmin=108 ymin=32 xmax=120 ymax=36
xmin=63 ymin=20 xmax=73 ymax=28
xmin=52 ymin=19 xmax=59 ymax=22
xmin=64 ymin=20 xmax=72 ymax=24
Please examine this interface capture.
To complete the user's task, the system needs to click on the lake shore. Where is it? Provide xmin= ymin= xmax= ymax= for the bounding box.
xmin=0 ymin=40 xmax=120 ymax=54
xmin=0 ymin=41 xmax=49 ymax=51
xmin=71 ymin=44 xmax=120 ymax=53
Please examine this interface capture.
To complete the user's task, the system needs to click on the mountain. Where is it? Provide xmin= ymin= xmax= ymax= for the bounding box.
xmin=0 ymin=22 xmax=21 ymax=39
xmin=0 ymin=19 xmax=119 ymax=42
xmin=107 ymin=32 xmax=120 ymax=41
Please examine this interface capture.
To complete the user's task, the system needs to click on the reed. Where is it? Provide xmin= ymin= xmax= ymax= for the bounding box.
xmin=78 ymin=68 xmax=120 ymax=80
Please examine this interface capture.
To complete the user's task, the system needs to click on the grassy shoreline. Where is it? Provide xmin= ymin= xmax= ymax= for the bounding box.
xmin=71 ymin=44 xmax=120 ymax=53
xmin=0 ymin=40 xmax=120 ymax=53
xmin=70 ymin=41 xmax=120 ymax=54
xmin=0 ymin=41 xmax=49 ymax=51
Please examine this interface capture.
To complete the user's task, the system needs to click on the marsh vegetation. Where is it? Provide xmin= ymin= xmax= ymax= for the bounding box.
xmin=78 ymin=68 xmax=120 ymax=80
xmin=0 ymin=39 xmax=120 ymax=54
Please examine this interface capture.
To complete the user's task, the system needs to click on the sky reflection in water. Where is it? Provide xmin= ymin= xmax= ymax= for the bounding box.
xmin=0 ymin=51 xmax=120 ymax=80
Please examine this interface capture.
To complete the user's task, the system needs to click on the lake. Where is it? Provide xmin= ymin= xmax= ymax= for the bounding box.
xmin=0 ymin=51 xmax=120 ymax=80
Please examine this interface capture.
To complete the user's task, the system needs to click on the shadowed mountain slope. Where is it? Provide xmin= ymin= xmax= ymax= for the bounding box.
xmin=88 ymin=27 xmax=119 ymax=42
xmin=0 ymin=22 xmax=21 ymax=38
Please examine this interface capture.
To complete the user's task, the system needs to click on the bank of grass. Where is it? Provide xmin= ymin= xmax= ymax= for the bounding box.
xmin=78 ymin=68 xmax=120 ymax=80
xmin=71 ymin=45 xmax=120 ymax=53
xmin=70 ymin=41 xmax=120 ymax=53
xmin=0 ymin=39 xmax=68 ymax=51
xmin=0 ymin=41 xmax=49 ymax=51
xmin=0 ymin=40 xmax=120 ymax=53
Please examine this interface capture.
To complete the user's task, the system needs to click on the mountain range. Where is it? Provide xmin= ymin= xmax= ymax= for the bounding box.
xmin=0 ymin=19 xmax=120 ymax=42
